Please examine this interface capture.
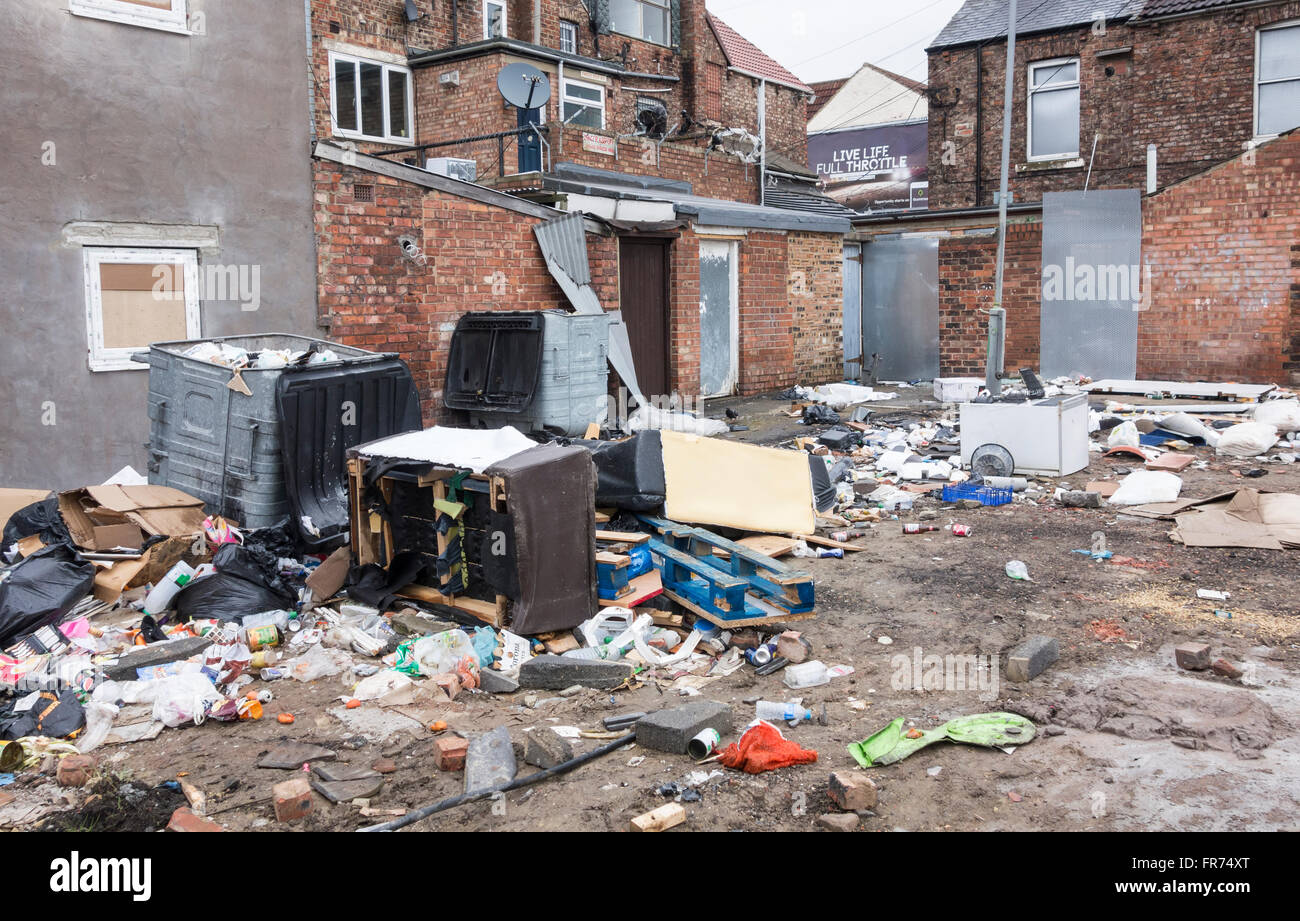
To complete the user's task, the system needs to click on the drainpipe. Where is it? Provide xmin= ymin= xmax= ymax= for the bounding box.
xmin=974 ymin=43 xmax=982 ymax=205
xmin=988 ymin=0 xmax=1017 ymax=396
xmin=534 ymin=0 xmax=541 ymax=44
xmin=758 ymin=77 xmax=767 ymax=206
xmin=452 ymin=0 xmax=459 ymax=48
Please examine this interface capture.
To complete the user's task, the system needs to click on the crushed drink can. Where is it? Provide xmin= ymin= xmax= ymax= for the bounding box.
xmin=951 ymin=524 xmax=973 ymax=537
xmin=746 ymin=644 xmax=775 ymax=666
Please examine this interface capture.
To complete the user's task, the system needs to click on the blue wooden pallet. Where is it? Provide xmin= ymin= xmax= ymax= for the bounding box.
xmin=636 ymin=515 xmax=815 ymax=627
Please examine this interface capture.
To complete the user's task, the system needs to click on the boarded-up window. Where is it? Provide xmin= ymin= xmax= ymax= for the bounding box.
xmin=84 ymin=248 xmax=200 ymax=372
xmin=69 ymin=0 xmax=189 ymax=33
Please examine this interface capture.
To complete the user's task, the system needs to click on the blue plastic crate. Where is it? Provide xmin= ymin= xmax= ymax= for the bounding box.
xmin=941 ymin=483 xmax=1013 ymax=506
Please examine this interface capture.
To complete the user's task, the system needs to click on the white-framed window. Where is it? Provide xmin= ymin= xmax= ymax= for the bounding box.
xmin=68 ymin=0 xmax=189 ymax=34
xmin=610 ymin=0 xmax=670 ymax=46
xmin=83 ymin=248 xmax=201 ymax=372
xmin=330 ymin=52 xmax=413 ymax=143
xmin=562 ymin=78 xmax=606 ymax=129
xmin=1027 ymin=57 xmax=1080 ymax=161
xmin=484 ymin=0 xmax=507 ymax=39
xmin=559 ymin=20 xmax=578 ymax=55
xmin=1256 ymin=21 xmax=1300 ymax=138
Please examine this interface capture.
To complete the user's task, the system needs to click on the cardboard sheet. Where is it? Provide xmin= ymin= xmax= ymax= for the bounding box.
xmin=0 ymin=488 xmax=54 ymax=531
xmin=660 ymin=430 xmax=816 ymax=535
xmin=1171 ymin=489 xmax=1300 ymax=550
xmin=58 ymin=485 xmax=207 ymax=551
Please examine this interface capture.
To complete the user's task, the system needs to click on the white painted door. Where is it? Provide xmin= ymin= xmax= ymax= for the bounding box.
xmin=699 ymin=239 xmax=738 ymax=397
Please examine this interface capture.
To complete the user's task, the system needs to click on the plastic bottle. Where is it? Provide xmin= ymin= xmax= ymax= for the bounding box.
xmin=141 ymin=561 xmax=196 ymax=616
xmin=755 ymin=700 xmax=814 ymax=724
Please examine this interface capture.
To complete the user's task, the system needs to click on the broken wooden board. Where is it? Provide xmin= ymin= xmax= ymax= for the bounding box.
xmin=794 ymin=533 xmax=868 ymax=552
xmin=714 ymin=535 xmax=799 ymax=560
xmin=659 ymin=430 xmax=816 ymax=535
xmin=396 ymin=584 xmax=504 ymax=628
xmin=595 ymin=530 xmax=650 ymax=545
xmin=598 ymin=570 xmax=662 ymax=608
xmin=631 ymin=802 xmax=685 ymax=832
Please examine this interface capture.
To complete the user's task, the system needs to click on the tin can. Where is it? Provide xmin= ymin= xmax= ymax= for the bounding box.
xmin=246 ymin=624 xmax=280 ymax=651
xmin=951 ymin=524 xmax=973 ymax=537
xmin=260 ymin=667 xmax=287 ymax=680
xmin=746 ymin=644 xmax=775 ymax=667
xmin=687 ymin=728 xmax=722 ymax=760
xmin=250 ymin=650 xmax=279 ymax=669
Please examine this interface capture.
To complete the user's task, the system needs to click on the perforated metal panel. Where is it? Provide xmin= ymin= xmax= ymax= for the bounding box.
xmin=1040 ymin=189 xmax=1141 ymax=379
xmin=860 ymin=237 xmax=939 ymax=382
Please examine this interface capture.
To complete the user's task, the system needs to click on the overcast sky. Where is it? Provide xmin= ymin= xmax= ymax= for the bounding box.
xmin=706 ymin=0 xmax=969 ymax=85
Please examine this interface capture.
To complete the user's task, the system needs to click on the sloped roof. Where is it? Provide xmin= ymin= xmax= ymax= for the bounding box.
xmin=930 ymin=0 xmax=1142 ymax=49
xmin=707 ymin=14 xmax=813 ymax=93
xmin=808 ymin=79 xmax=848 ymax=121
xmin=1137 ymin=0 xmax=1256 ymax=16
xmin=862 ymin=63 xmax=928 ymax=97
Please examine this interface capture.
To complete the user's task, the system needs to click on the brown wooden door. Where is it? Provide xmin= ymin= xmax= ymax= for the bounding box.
xmin=618 ymin=237 xmax=671 ymax=399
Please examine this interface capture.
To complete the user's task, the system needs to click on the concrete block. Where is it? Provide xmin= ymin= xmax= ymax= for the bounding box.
xmin=1175 ymin=643 xmax=1212 ymax=671
xmin=105 ymin=636 xmax=211 ymax=680
xmin=525 ymin=727 xmax=574 ymax=769
xmin=478 ymin=669 xmax=519 ymax=694
xmin=518 ymin=654 xmax=633 ymax=690
xmin=464 ymin=726 xmax=517 ymax=795
xmin=635 ymin=700 xmax=733 ymax=754
xmin=1006 ymin=635 xmax=1059 ymax=682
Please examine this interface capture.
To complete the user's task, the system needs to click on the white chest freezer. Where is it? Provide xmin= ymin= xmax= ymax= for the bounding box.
xmin=960 ymin=394 xmax=1090 ymax=477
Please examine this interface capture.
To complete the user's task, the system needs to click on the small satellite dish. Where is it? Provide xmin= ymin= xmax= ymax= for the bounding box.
xmin=404 ymin=0 xmax=422 ymax=22
xmin=497 ymin=62 xmax=551 ymax=110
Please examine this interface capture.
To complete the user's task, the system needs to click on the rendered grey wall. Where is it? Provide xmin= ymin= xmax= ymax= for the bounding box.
xmin=0 ymin=0 xmax=317 ymax=490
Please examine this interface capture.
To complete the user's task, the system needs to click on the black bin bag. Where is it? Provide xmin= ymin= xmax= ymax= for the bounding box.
xmin=0 ymin=544 xmax=95 ymax=649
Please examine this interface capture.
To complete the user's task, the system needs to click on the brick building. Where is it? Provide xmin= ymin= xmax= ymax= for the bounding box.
xmin=310 ymin=0 xmax=850 ymax=416
xmin=847 ymin=0 xmax=1300 ymax=386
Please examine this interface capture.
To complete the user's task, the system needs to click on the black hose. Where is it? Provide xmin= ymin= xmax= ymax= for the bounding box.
xmin=358 ymin=732 xmax=637 ymax=832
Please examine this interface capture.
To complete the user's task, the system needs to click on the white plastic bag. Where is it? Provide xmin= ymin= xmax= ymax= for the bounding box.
xmin=1216 ymin=422 xmax=1279 ymax=458
xmin=1253 ymin=401 xmax=1300 ymax=433
xmin=352 ymin=669 xmax=413 ymax=701
xmin=411 ymin=629 xmax=480 ymax=680
xmin=149 ymin=673 xmax=225 ymax=728
xmin=1107 ymin=421 xmax=1140 ymax=449
xmin=1159 ymin=412 xmax=1221 ymax=447
xmin=1108 ymin=470 xmax=1183 ymax=506
xmin=285 ymin=643 xmax=354 ymax=682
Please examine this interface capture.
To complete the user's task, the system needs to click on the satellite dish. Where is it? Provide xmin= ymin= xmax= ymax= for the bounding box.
xmin=497 ymin=62 xmax=551 ymax=110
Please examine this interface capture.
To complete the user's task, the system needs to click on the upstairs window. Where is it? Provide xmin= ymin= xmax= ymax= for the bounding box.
xmin=559 ymin=20 xmax=578 ymax=55
xmin=330 ymin=53 xmax=412 ymax=144
xmin=484 ymin=0 xmax=507 ymax=39
xmin=1256 ymin=22 xmax=1300 ymax=137
xmin=610 ymin=0 xmax=670 ymax=47
xmin=69 ymin=0 xmax=189 ymax=34
xmin=1027 ymin=57 xmax=1080 ymax=161
xmin=562 ymin=78 xmax=605 ymax=129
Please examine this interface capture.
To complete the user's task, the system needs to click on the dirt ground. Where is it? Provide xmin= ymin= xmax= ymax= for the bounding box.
xmin=8 ymin=386 xmax=1299 ymax=833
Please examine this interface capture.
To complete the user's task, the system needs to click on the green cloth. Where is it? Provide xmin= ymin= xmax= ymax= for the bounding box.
xmin=848 ymin=712 xmax=1037 ymax=768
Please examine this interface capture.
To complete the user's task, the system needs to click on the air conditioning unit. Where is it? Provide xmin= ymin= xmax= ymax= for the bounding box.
xmin=424 ymin=157 xmax=477 ymax=182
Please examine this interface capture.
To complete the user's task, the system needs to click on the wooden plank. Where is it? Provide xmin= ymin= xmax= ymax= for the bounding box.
xmin=595 ymin=530 xmax=650 ymax=545
xmin=396 ymin=585 xmax=503 ymax=628
xmin=630 ymin=802 xmax=685 ymax=833
xmin=714 ymin=535 xmax=799 ymax=560
xmin=595 ymin=551 xmax=630 ymax=567
xmin=793 ymin=533 xmax=869 ymax=552
xmin=583 ymin=422 xmax=601 ymax=439
xmin=663 ymin=588 xmax=816 ymax=629
xmin=599 ymin=570 xmax=662 ymax=608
